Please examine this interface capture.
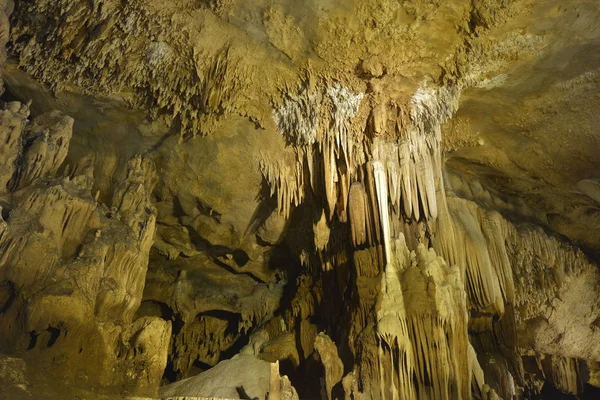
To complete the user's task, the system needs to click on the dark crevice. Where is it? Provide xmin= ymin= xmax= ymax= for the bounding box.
xmin=0 ymin=280 xmax=16 ymax=314
xmin=172 ymin=196 xmax=189 ymax=220
xmin=244 ymin=178 xmax=277 ymax=237
xmin=296 ymin=353 xmax=325 ymax=399
xmin=0 ymin=81 xmax=23 ymax=104
xmin=196 ymin=198 xmax=221 ymax=223
xmin=135 ymin=300 xmax=174 ymax=321
xmin=46 ymin=326 xmax=60 ymax=347
xmin=27 ymin=331 xmax=38 ymax=350
xmin=182 ymin=223 xmax=212 ymax=252
xmin=236 ymin=386 xmax=257 ymax=400
xmin=211 ymin=256 xmax=264 ymax=283
xmin=219 ymin=330 xmax=250 ymax=361
xmin=232 ymin=249 xmax=250 ymax=267
xmin=162 ymin=314 xmax=186 ymax=384
xmin=197 ymin=310 xmax=240 ymax=336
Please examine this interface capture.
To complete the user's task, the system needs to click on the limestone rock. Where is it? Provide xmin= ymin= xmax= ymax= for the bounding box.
xmin=10 ymin=110 xmax=73 ymax=190
xmin=314 ymin=333 xmax=344 ymax=400
xmin=153 ymin=116 xmax=286 ymax=244
xmin=0 ymin=104 xmax=167 ymax=395
xmin=159 ymin=355 xmax=297 ymax=399
xmin=0 ymin=102 xmax=29 ymax=192
xmin=3 ymin=0 xmax=600 ymax=399
xmin=0 ymin=355 xmax=30 ymax=399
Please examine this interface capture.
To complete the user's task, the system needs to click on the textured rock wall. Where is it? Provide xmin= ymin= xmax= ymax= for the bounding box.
xmin=1 ymin=0 xmax=600 ymax=399
xmin=0 ymin=109 xmax=170 ymax=394
xmin=0 ymin=93 xmax=170 ymax=396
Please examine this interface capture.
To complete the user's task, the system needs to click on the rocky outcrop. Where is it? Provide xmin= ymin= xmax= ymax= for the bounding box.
xmin=140 ymin=251 xmax=285 ymax=380
xmin=0 ymin=101 xmax=30 ymax=191
xmin=159 ymin=355 xmax=298 ymax=400
xmin=0 ymin=100 xmax=170 ymax=396
xmin=314 ymin=333 xmax=343 ymax=400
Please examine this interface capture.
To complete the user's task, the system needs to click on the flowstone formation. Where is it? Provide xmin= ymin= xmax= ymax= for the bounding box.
xmin=0 ymin=100 xmax=171 ymax=396
xmin=1 ymin=0 xmax=600 ymax=399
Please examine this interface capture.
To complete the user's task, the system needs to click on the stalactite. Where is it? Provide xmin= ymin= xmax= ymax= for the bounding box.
xmin=478 ymin=208 xmax=514 ymax=304
xmin=349 ymin=182 xmax=368 ymax=246
xmin=259 ymin=153 xmax=305 ymax=219
xmin=372 ymin=161 xmax=392 ymax=266
xmin=326 ymin=82 xmax=364 ymax=172
xmin=12 ymin=2 xmax=253 ymax=138
xmin=431 ymin=196 xmax=507 ymax=315
xmin=313 ymin=210 xmax=331 ymax=252
xmin=263 ymin=82 xmax=366 ymax=233
xmin=364 ymin=164 xmax=383 ymax=247
xmin=549 ymin=356 xmax=582 ymax=395
xmin=453 ymin=198 xmax=505 ymax=314
xmin=324 ymin=143 xmax=337 ymax=219
xmin=336 ymin=165 xmax=351 ymax=223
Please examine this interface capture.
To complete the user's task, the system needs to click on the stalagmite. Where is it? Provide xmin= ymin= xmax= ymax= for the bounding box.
xmin=270 ymin=361 xmax=282 ymax=400
xmin=0 ymin=143 xmax=169 ymax=395
xmin=376 ymin=238 xmax=415 ymax=400
xmin=375 ymin=238 xmax=471 ymax=400
xmin=314 ymin=333 xmax=344 ymax=400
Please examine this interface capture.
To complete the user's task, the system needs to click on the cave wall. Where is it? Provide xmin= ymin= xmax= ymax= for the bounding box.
xmin=0 ymin=0 xmax=599 ymax=399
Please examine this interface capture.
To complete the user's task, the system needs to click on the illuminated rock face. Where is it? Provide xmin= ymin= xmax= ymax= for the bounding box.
xmin=1 ymin=1 xmax=600 ymax=399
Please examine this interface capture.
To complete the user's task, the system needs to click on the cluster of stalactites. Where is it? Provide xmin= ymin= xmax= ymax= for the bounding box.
xmin=432 ymin=190 xmax=598 ymax=322
xmin=11 ymin=1 xmax=248 ymax=139
xmin=432 ymin=196 xmax=513 ymax=316
xmin=264 ymin=82 xmax=365 ymax=223
xmin=348 ymin=162 xmax=389 ymax=250
xmin=346 ymin=83 xmax=460 ymax=259
xmin=375 ymin=238 xmax=471 ymax=400
xmin=507 ymin=224 xmax=595 ymax=323
xmin=265 ymin=81 xmax=461 ymax=262
xmin=260 ymin=152 xmax=306 ymax=220
xmin=372 ymin=84 xmax=460 ymax=224
xmin=372 ymin=128 xmax=440 ymax=223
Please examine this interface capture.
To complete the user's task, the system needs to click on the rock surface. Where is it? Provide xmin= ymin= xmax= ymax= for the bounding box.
xmin=0 ymin=0 xmax=600 ymax=399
